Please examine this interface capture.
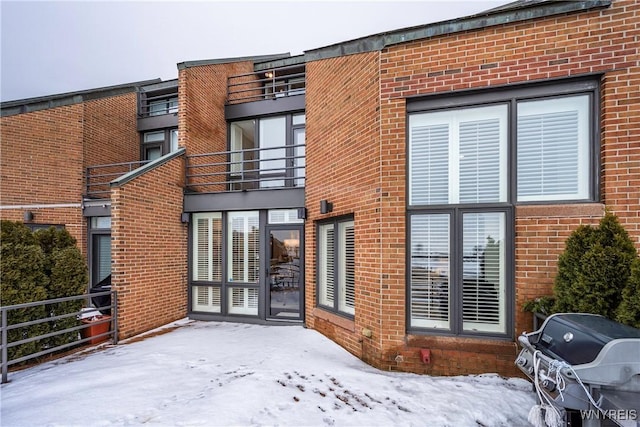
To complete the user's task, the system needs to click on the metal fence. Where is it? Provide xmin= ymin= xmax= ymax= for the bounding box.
xmin=85 ymin=161 xmax=150 ymax=198
xmin=1 ymin=291 xmax=117 ymax=383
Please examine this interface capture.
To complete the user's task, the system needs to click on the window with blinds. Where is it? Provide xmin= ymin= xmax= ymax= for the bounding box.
xmin=338 ymin=221 xmax=355 ymax=315
xmin=517 ymin=95 xmax=590 ymax=201
xmin=228 ymin=212 xmax=259 ymax=283
xmin=461 ymin=212 xmax=505 ymax=333
xmin=409 ymin=105 xmax=507 ymax=206
xmin=410 ymin=215 xmax=450 ymax=329
xmin=228 ymin=287 xmax=258 ymax=315
xmin=192 ymin=213 xmax=222 ymax=282
xmin=407 ymin=80 xmax=596 ymax=337
xmin=318 ymin=223 xmax=335 ymax=307
xmin=95 ymin=234 xmax=111 ymax=283
xmin=192 ymin=285 xmax=221 ymax=313
xmin=317 ymin=217 xmax=355 ymax=317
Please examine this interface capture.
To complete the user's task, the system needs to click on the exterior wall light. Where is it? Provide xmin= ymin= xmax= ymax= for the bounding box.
xmin=23 ymin=211 xmax=34 ymax=222
xmin=320 ymin=200 xmax=333 ymax=214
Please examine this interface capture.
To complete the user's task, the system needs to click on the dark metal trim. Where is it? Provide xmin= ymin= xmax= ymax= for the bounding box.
xmin=178 ymin=53 xmax=291 ymax=70
xmin=314 ymin=215 xmax=356 ymax=320
xmin=137 ymin=114 xmax=178 ymax=131
xmin=111 ymin=147 xmax=185 ymax=188
xmin=254 ymin=55 xmax=306 ymax=71
xmin=1 ymin=79 xmax=161 ymax=117
xmin=225 ymin=95 xmax=305 ymax=120
xmin=406 ymin=74 xmax=601 ymax=112
xmin=184 ymin=188 xmax=305 ymax=213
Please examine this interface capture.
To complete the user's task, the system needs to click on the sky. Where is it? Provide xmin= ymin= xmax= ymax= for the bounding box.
xmin=1 ymin=319 xmax=537 ymax=426
xmin=0 ymin=0 xmax=511 ymax=102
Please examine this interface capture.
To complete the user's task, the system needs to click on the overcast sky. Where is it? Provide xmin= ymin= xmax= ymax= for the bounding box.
xmin=1 ymin=0 xmax=511 ymax=102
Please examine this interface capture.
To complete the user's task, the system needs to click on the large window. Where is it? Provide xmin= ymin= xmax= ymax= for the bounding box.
xmin=191 ymin=211 xmax=260 ymax=316
xmin=407 ymin=78 xmax=597 ymax=337
xmin=229 ymin=113 xmax=305 ymax=190
xmin=192 ymin=213 xmax=222 ymax=313
xmin=318 ymin=217 xmax=355 ymax=316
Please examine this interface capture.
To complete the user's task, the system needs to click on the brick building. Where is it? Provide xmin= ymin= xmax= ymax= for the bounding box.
xmin=2 ymin=0 xmax=638 ymax=377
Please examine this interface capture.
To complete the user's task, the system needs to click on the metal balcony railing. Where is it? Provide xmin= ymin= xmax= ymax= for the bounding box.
xmin=227 ymin=65 xmax=305 ymax=105
xmin=138 ymin=94 xmax=178 ymax=118
xmin=186 ymin=144 xmax=305 ymax=193
xmin=85 ymin=160 xmax=150 ymax=198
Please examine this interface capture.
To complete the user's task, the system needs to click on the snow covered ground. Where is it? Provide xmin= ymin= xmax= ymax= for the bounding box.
xmin=1 ymin=320 xmax=536 ymax=426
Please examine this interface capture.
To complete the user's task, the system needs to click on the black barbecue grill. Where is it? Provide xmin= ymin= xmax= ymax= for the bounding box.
xmin=516 ymin=313 xmax=640 ymax=427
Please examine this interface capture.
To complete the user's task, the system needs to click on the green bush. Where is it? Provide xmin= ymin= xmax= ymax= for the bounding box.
xmin=0 ymin=224 xmax=50 ymax=360
xmin=1 ymin=221 xmax=89 ymax=361
xmin=34 ymin=227 xmax=87 ymax=349
xmin=553 ymin=212 xmax=637 ymax=320
xmin=46 ymin=246 xmax=88 ymax=348
xmin=617 ymin=257 xmax=640 ymax=328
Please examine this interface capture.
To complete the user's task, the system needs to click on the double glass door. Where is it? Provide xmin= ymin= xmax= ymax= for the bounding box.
xmin=267 ymin=226 xmax=303 ymax=320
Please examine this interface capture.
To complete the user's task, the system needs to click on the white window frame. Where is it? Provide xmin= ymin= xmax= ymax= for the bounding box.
xmin=409 ymin=105 xmax=508 ymax=206
xmin=517 ymin=95 xmax=590 ymax=202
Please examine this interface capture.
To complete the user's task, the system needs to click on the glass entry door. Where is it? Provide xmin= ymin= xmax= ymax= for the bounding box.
xmin=267 ymin=227 xmax=303 ymax=320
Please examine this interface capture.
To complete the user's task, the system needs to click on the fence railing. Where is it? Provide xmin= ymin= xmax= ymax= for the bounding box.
xmin=85 ymin=161 xmax=149 ymax=198
xmin=1 ymin=291 xmax=117 ymax=383
xmin=186 ymin=143 xmax=305 ymax=192
xmin=227 ymin=66 xmax=305 ymax=104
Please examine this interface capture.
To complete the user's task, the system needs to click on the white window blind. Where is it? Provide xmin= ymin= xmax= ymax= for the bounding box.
xmin=409 ymin=123 xmax=449 ymax=204
xmin=409 ymin=105 xmax=507 ymax=205
xmin=410 ymin=214 xmax=450 ymax=329
xmin=338 ymin=221 xmax=355 ymax=315
xmin=459 ymin=118 xmax=502 ymax=203
xmin=228 ymin=287 xmax=258 ymax=315
xmin=192 ymin=213 xmax=222 ymax=282
xmin=318 ymin=223 xmax=335 ymax=307
xmin=228 ymin=212 xmax=259 ymax=283
xmin=192 ymin=285 xmax=221 ymax=313
xmin=462 ymin=212 xmax=505 ymax=333
xmin=517 ymin=95 xmax=589 ymax=201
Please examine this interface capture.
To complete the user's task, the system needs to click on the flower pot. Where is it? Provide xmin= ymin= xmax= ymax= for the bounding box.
xmin=81 ymin=315 xmax=111 ymax=345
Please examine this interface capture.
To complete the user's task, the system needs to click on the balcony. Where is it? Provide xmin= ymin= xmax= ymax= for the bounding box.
xmin=186 ymin=143 xmax=305 ymax=193
xmin=137 ymin=80 xmax=179 ymax=131
xmin=85 ymin=160 xmax=150 ymax=199
xmin=227 ymin=64 xmax=305 ymax=105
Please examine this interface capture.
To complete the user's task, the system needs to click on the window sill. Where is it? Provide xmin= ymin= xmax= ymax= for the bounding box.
xmin=312 ymin=307 xmax=355 ymax=333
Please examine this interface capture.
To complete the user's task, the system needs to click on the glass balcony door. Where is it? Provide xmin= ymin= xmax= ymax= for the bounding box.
xmin=267 ymin=226 xmax=303 ymax=320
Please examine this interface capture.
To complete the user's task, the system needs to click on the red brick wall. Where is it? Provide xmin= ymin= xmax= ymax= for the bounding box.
xmin=83 ymin=92 xmax=140 ymax=168
xmin=110 ymin=154 xmax=187 ymax=339
xmin=1 ymin=91 xmax=141 ymax=259
xmin=372 ymin=0 xmax=640 ymax=376
xmin=305 ymin=0 xmax=640 ymax=377
xmin=1 ymin=104 xmax=87 ymax=254
xmin=305 ymin=51 xmax=382 ymax=362
xmin=179 ymin=61 xmax=254 ymax=192
xmin=180 ymin=61 xmax=254 ymax=155
xmin=1 ymin=104 xmax=84 ymax=206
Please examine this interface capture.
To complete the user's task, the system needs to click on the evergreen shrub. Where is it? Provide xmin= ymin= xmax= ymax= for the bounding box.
xmin=525 ymin=212 xmax=640 ymax=329
xmin=1 ymin=221 xmax=89 ymax=361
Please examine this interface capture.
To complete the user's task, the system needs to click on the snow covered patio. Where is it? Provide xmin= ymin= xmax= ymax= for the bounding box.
xmin=1 ymin=320 xmax=535 ymax=426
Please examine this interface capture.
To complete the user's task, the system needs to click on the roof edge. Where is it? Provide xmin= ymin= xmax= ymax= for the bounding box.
xmin=1 ymin=78 xmax=162 ymax=117
xmin=305 ymin=0 xmax=611 ymax=62
xmin=177 ymin=53 xmax=292 ymax=70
